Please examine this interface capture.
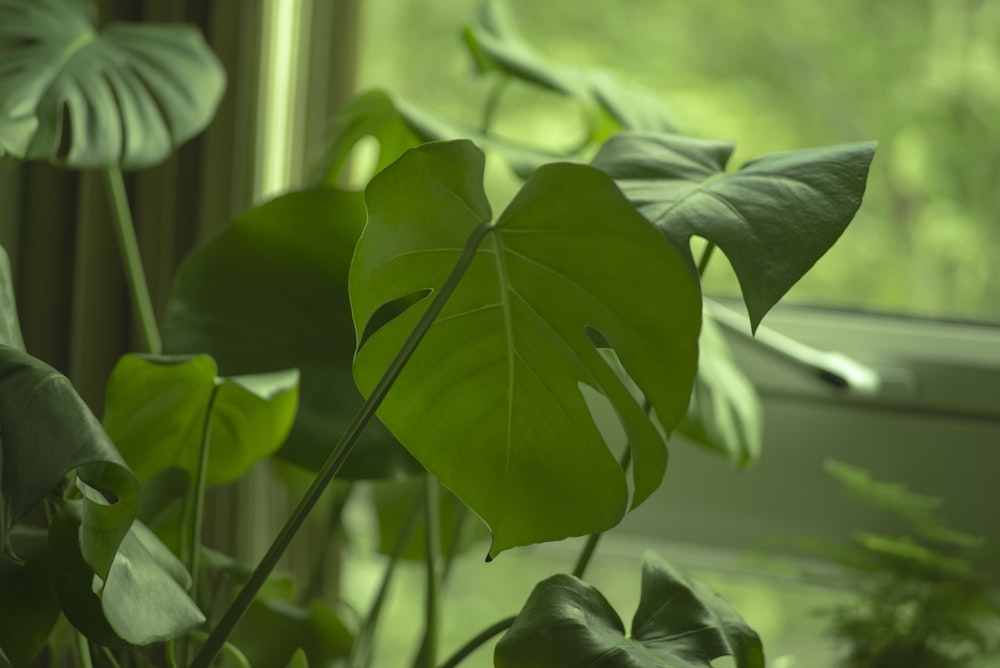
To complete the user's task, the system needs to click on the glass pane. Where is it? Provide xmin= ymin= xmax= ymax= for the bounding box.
xmin=357 ymin=0 xmax=1000 ymax=323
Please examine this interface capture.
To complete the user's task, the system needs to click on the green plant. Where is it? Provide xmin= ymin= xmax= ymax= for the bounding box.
xmin=794 ymin=460 xmax=1000 ymax=668
xmin=0 ymin=1 xmax=876 ymax=666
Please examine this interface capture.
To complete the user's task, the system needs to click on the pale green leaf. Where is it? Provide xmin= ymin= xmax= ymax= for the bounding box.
xmin=0 ymin=0 xmax=225 ymax=168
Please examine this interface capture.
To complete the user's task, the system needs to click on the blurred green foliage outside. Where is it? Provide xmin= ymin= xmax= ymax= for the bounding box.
xmin=358 ymin=0 xmax=1000 ymax=322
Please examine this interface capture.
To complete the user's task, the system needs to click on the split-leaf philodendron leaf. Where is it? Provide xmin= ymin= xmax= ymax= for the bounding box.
xmin=0 ymin=0 xmax=225 ymax=169
xmin=591 ymin=133 xmax=876 ymax=331
xmin=164 ymin=189 xmax=421 ymax=479
xmin=0 ymin=527 xmax=60 ymax=667
xmin=0 ymin=346 xmax=138 ymax=577
xmin=103 ymin=354 xmax=299 ymax=486
xmin=350 ymin=140 xmax=701 ymax=556
xmin=49 ymin=501 xmax=203 ymax=647
xmin=495 ymin=552 xmax=765 ymax=668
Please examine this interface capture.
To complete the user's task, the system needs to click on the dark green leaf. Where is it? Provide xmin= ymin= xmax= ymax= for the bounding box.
xmin=48 ymin=501 xmax=203 ymax=646
xmin=351 ymin=140 xmax=701 ymax=556
xmin=164 ymin=189 xmax=421 ymax=479
xmin=0 ymin=526 xmax=60 ymax=667
xmin=0 ymin=346 xmax=137 ymax=576
xmin=103 ymin=354 xmax=298 ymax=486
xmin=592 ymin=133 xmax=876 ymax=330
xmin=677 ymin=312 xmax=762 ymax=467
xmin=495 ymin=552 xmax=764 ymax=667
xmin=0 ymin=0 xmax=225 ymax=168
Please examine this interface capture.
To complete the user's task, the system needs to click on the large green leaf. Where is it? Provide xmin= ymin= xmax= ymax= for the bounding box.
xmin=677 ymin=312 xmax=762 ymax=467
xmin=591 ymin=133 xmax=876 ymax=330
xmin=0 ymin=527 xmax=60 ymax=667
xmin=495 ymin=552 xmax=764 ymax=667
xmin=102 ymin=354 xmax=298 ymax=486
xmin=0 ymin=0 xmax=225 ymax=168
xmin=164 ymin=189 xmax=421 ymax=479
xmin=48 ymin=501 xmax=203 ymax=646
xmin=351 ymin=140 xmax=701 ymax=556
xmin=0 ymin=346 xmax=138 ymax=577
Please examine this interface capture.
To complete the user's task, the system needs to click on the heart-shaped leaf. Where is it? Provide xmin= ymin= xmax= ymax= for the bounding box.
xmin=0 ymin=346 xmax=137 ymax=577
xmin=0 ymin=0 xmax=225 ymax=168
xmin=677 ymin=311 xmax=762 ymax=467
xmin=592 ymin=133 xmax=876 ymax=330
xmin=48 ymin=501 xmax=204 ymax=646
xmin=351 ymin=140 xmax=701 ymax=556
xmin=495 ymin=551 xmax=765 ymax=667
xmin=164 ymin=189 xmax=421 ymax=479
xmin=0 ymin=527 xmax=60 ymax=668
xmin=102 ymin=354 xmax=299 ymax=486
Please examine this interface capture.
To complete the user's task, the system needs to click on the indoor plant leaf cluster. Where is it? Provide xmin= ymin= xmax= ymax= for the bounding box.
xmin=0 ymin=0 xmax=880 ymax=666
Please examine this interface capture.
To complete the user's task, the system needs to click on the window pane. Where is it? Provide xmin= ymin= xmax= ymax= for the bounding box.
xmin=357 ymin=0 xmax=1000 ymax=322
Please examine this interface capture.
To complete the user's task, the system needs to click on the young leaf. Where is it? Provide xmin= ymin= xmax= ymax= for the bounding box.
xmin=351 ymin=140 xmax=701 ymax=556
xmin=592 ymin=133 xmax=877 ymax=330
xmin=48 ymin=502 xmax=204 ymax=647
xmin=0 ymin=0 xmax=225 ymax=168
xmin=0 ymin=527 xmax=60 ymax=668
xmin=102 ymin=354 xmax=299 ymax=486
xmin=494 ymin=551 xmax=764 ymax=667
xmin=0 ymin=346 xmax=138 ymax=576
xmin=163 ymin=189 xmax=422 ymax=479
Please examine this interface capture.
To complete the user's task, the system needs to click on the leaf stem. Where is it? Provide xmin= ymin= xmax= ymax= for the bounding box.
xmin=178 ymin=384 xmax=219 ymax=665
xmin=413 ymin=474 xmax=441 ymax=668
xmin=572 ymin=447 xmax=632 ymax=580
xmin=104 ymin=167 xmax=161 ymax=354
xmin=480 ymin=77 xmax=509 ymax=135
xmin=190 ymin=222 xmax=496 ymax=668
xmin=696 ymin=241 xmax=717 ymax=277
xmin=302 ymin=481 xmax=354 ymax=603
xmin=351 ymin=488 xmax=423 ymax=668
xmin=437 ymin=616 xmax=515 ymax=668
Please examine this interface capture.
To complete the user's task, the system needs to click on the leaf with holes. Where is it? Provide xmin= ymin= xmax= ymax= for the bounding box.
xmin=0 ymin=345 xmax=138 ymax=578
xmin=0 ymin=0 xmax=225 ymax=168
xmin=351 ymin=140 xmax=701 ymax=557
xmin=592 ymin=133 xmax=876 ymax=330
xmin=495 ymin=551 xmax=765 ymax=668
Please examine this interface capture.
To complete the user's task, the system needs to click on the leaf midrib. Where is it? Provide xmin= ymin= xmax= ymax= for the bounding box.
xmin=490 ymin=231 xmax=517 ymax=541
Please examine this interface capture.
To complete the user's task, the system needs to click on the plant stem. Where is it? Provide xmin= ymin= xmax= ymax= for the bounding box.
xmin=191 ymin=222 xmax=495 ymax=668
xmin=437 ymin=616 xmax=516 ymax=668
xmin=179 ymin=385 xmax=218 ymax=665
xmin=352 ymin=489 xmax=423 ymax=668
xmin=413 ymin=474 xmax=442 ymax=668
xmin=302 ymin=481 xmax=354 ymax=603
xmin=571 ymin=447 xmax=632 ymax=580
xmin=480 ymin=77 xmax=509 ymax=135
xmin=697 ymin=241 xmax=717 ymax=277
xmin=74 ymin=633 xmax=94 ymax=668
xmin=104 ymin=167 xmax=161 ymax=354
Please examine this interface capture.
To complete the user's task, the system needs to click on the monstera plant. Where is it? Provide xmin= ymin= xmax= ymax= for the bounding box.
xmin=0 ymin=0 xmax=876 ymax=666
